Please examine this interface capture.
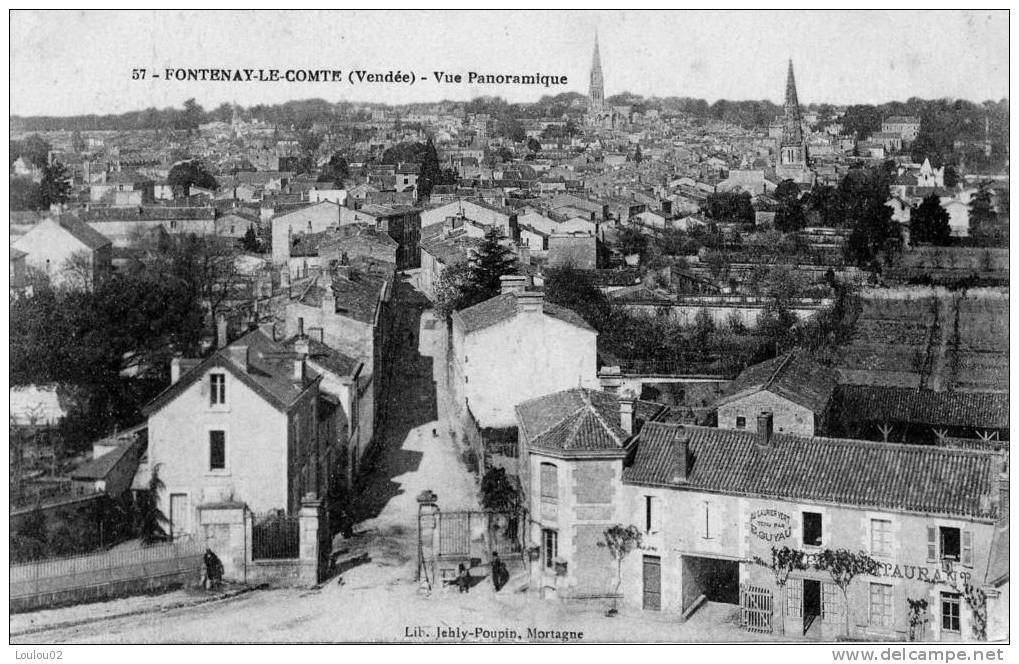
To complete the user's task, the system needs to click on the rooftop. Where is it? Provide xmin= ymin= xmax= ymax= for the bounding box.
xmin=516 ymin=388 xmax=631 ymax=457
xmin=452 ymin=291 xmax=595 ymax=335
xmin=623 ymin=422 xmax=1002 ymax=520
xmin=715 ymin=351 xmax=837 ymax=414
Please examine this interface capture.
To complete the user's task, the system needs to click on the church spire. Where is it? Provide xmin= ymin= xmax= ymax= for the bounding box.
xmin=589 ymin=32 xmax=604 ymax=108
xmin=782 ymin=59 xmax=803 ymax=146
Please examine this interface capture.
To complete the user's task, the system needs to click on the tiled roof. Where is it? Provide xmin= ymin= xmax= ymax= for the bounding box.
xmin=56 ymin=217 xmax=112 ymax=250
xmin=297 ymin=271 xmax=387 ymax=325
xmin=420 ymin=235 xmax=481 ymax=266
xmin=70 ymin=434 xmax=144 ymax=482
xmin=622 ymin=422 xmax=1001 ymax=519
xmin=837 ymin=385 xmax=1009 ymax=430
xmin=715 ymin=352 xmax=837 ymax=414
xmin=516 ymin=388 xmax=630 ymax=456
xmin=143 ymin=329 xmax=319 ymax=416
xmin=452 ymin=291 xmax=595 ymax=334
xmin=280 ymin=335 xmax=361 ymax=378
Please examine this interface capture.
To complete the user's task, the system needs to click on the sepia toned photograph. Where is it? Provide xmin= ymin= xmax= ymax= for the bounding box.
xmin=7 ymin=9 xmax=1010 ymax=651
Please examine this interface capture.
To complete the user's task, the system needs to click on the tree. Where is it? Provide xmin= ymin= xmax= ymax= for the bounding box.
xmin=468 ymin=227 xmax=519 ymax=298
xmin=9 ymin=176 xmax=42 ymax=210
xmin=318 ymin=152 xmax=350 ymax=184
xmin=702 ymin=191 xmax=755 ymax=225
xmin=692 ymin=307 xmax=715 ymax=347
xmin=774 ymin=182 xmax=807 ymax=233
xmin=526 ymin=137 xmax=542 ymax=153
xmin=617 ymin=226 xmax=649 ymax=258
xmin=15 ymin=134 xmax=52 ymax=168
xmin=38 ymin=161 xmax=71 ymax=208
xmin=417 ymin=137 xmax=446 ymax=202
xmin=633 ymin=144 xmax=643 ymax=163
xmin=168 ymin=160 xmax=218 ymax=196
xmin=179 ymin=98 xmax=206 ymax=133
xmin=434 ymin=261 xmax=481 ymax=319
xmin=137 ymin=465 xmax=170 ymax=544
xmin=968 ymin=188 xmax=997 ymax=241
xmin=543 ymin=267 xmax=611 ymax=329
xmin=910 ymin=194 xmax=952 ymax=245
xmin=753 ymin=546 xmax=808 ymax=636
xmin=241 ymin=225 xmax=260 ymax=253
xmin=11 ymin=507 xmax=48 ymax=562
xmin=814 ymin=548 xmax=881 ymax=638
xmin=480 ymin=467 xmax=521 ymax=512
xmin=597 ymin=524 xmax=643 ymax=615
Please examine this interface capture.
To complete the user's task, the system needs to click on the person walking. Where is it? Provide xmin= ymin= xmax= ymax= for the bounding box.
xmin=490 ymin=552 xmax=508 ymax=592
xmin=456 ymin=563 xmax=470 ymax=593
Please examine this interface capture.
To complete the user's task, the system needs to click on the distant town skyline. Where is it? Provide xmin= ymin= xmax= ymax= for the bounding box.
xmin=10 ymin=10 xmax=1010 ymax=117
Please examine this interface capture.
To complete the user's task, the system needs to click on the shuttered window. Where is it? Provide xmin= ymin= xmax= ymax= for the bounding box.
xmin=786 ymin=578 xmax=802 ymax=618
xmin=870 ymin=519 xmax=893 ymax=557
xmin=869 ymin=583 xmax=893 ymax=628
xmin=539 ymin=463 xmax=558 ymax=501
xmin=961 ymin=530 xmax=973 ymax=567
xmin=822 ymin=582 xmax=841 ymax=622
xmin=926 ymin=525 xmax=938 ymax=562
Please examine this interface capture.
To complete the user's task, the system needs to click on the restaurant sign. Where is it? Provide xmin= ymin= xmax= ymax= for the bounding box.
xmin=749 ymin=509 xmax=792 ymax=542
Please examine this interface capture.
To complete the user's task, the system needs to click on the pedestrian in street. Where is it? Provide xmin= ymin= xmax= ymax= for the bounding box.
xmin=456 ymin=563 xmax=470 ymax=593
xmin=203 ymin=548 xmax=224 ymax=590
xmin=490 ymin=552 xmax=508 ymax=592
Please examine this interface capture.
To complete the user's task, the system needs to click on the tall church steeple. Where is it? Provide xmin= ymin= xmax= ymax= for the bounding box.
xmin=780 ymin=59 xmax=807 ymax=168
xmin=589 ymin=32 xmax=605 ymax=108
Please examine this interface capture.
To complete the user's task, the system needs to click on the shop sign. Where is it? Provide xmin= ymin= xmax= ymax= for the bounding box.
xmin=749 ymin=509 xmax=792 ymax=542
xmin=799 ymin=554 xmax=972 ymax=585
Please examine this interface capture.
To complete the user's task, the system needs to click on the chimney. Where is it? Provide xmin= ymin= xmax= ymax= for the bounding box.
xmin=170 ymin=356 xmax=185 ymax=384
xmin=500 ymin=274 xmax=529 ymax=296
xmin=322 ymin=280 xmax=336 ymax=313
xmin=227 ymin=345 xmax=250 ymax=371
xmin=517 ymin=290 xmax=543 ymax=315
xmin=618 ymin=391 xmax=635 ymax=435
xmin=297 ymin=317 xmax=305 ymax=337
xmin=293 ymin=335 xmax=310 ymax=359
xmin=292 ymin=355 xmax=306 ymax=381
xmin=670 ymin=429 xmax=690 ymax=483
xmin=757 ymin=411 xmax=774 ymax=447
xmin=216 ymin=313 xmax=228 ymax=349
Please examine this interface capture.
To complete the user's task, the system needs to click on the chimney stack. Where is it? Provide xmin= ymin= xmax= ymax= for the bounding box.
xmin=618 ymin=391 xmax=635 ymax=435
xmin=517 ymin=290 xmax=544 ymax=315
xmin=294 ymin=335 xmax=310 ymax=359
xmin=500 ymin=274 xmax=529 ymax=296
xmin=292 ymin=355 xmax=306 ymax=382
xmin=170 ymin=356 xmax=185 ymax=384
xmin=670 ymin=429 xmax=690 ymax=483
xmin=322 ymin=277 xmax=336 ymax=314
xmin=757 ymin=411 xmax=774 ymax=447
xmin=297 ymin=317 xmax=305 ymax=337
xmin=216 ymin=313 xmax=228 ymax=349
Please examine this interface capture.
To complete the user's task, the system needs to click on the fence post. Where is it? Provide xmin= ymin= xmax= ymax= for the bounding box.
xmin=299 ymin=494 xmax=324 ymax=586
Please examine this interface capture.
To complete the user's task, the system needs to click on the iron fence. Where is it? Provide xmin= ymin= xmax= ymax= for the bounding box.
xmin=251 ymin=512 xmax=300 ymax=560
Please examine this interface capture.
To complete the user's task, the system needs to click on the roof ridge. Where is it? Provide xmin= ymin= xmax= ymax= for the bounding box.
xmin=585 ymin=390 xmax=625 ymax=446
xmin=764 ymin=351 xmax=796 ymax=389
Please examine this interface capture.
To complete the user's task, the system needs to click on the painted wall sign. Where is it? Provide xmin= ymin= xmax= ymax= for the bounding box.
xmin=749 ymin=508 xmax=792 ymax=542
xmin=799 ymin=554 xmax=973 ymax=586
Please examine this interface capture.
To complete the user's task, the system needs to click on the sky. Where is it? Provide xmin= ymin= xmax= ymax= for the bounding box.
xmin=9 ymin=10 xmax=1010 ymax=117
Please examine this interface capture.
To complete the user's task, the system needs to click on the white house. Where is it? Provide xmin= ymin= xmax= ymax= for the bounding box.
xmin=11 ymin=217 xmax=112 ymax=290
xmin=449 ymin=275 xmax=599 ymax=430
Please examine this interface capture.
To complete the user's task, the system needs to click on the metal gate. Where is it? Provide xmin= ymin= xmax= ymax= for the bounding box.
xmin=739 ymin=583 xmax=773 ymax=633
xmin=642 ymin=555 xmax=661 ymax=610
xmin=438 ymin=512 xmax=471 ymax=557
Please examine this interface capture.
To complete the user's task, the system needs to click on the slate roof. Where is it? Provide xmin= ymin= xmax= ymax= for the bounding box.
xmin=142 ymin=329 xmax=320 ymax=416
xmin=516 ymin=388 xmax=631 ymax=457
xmin=715 ymin=351 xmax=837 ymax=414
xmin=453 ymin=291 xmax=595 ymax=335
xmin=622 ymin=422 xmax=1002 ymax=519
xmin=837 ymin=385 xmax=1009 ymax=430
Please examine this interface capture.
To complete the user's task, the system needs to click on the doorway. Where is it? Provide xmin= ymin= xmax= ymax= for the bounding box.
xmin=169 ymin=493 xmax=188 ymax=539
xmin=803 ymin=579 xmax=821 ymax=635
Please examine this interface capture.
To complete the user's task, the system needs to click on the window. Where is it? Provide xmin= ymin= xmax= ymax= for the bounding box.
xmin=735 ymin=416 xmax=746 ymax=429
xmin=871 ymin=519 xmax=893 ymax=557
xmin=644 ymin=496 xmax=662 ymax=533
xmin=941 ymin=593 xmax=961 ymax=632
xmin=210 ymin=373 xmax=226 ymax=406
xmin=539 ymin=463 xmax=558 ymax=502
xmin=802 ymin=512 xmax=823 ymax=547
xmin=822 ymin=582 xmax=841 ymax=622
xmin=869 ymin=583 xmax=893 ymax=628
xmin=209 ymin=430 xmax=226 ymax=470
xmin=940 ymin=527 xmax=961 ymax=562
xmin=542 ymin=529 xmax=558 ymax=569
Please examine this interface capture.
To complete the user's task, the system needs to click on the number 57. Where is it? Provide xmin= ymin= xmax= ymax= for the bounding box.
xmin=132 ymin=69 xmax=146 ymax=80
